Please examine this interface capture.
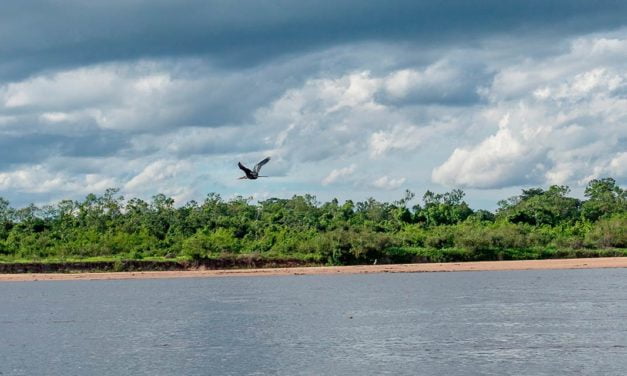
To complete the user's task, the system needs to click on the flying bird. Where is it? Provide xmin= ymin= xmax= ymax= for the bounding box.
xmin=238 ymin=157 xmax=271 ymax=180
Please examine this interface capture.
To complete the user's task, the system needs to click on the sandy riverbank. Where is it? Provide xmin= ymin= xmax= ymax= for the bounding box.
xmin=1 ymin=257 xmax=627 ymax=282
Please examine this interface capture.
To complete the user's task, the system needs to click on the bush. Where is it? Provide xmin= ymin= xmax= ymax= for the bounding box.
xmin=102 ymin=229 xmax=158 ymax=255
xmin=396 ymin=225 xmax=428 ymax=247
xmin=310 ymin=229 xmax=398 ymax=265
xmin=586 ymin=215 xmax=627 ymax=248
xmin=182 ymin=228 xmax=241 ymax=260
xmin=182 ymin=233 xmax=207 ymax=260
xmin=424 ymin=226 xmax=455 ymax=249
xmin=0 ymin=239 xmax=11 ymax=256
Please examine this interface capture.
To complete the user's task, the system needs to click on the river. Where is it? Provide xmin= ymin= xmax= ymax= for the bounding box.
xmin=1 ymin=268 xmax=627 ymax=375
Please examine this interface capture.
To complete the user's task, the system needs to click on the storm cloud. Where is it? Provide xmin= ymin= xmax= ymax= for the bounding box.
xmin=1 ymin=1 xmax=626 ymax=207
xmin=2 ymin=1 xmax=627 ymax=80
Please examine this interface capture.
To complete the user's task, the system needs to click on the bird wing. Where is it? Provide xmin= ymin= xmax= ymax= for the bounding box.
xmin=254 ymin=157 xmax=271 ymax=173
xmin=238 ymin=162 xmax=252 ymax=174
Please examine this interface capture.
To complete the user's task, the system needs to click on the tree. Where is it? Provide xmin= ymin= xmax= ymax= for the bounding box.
xmin=497 ymin=185 xmax=581 ymax=226
xmin=466 ymin=209 xmax=496 ymax=223
xmin=0 ymin=178 xmax=625 ymax=265
xmin=146 ymin=194 xmax=176 ymax=240
xmin=0 ymin=197 xmax=11 ymax=221
xmin=415 ymin=189 xmax=473 ymax=226
xmin=0 ymin=197 xmax=14 ymax=241
xmin=582 ymin=178 xmax=627 ymax=221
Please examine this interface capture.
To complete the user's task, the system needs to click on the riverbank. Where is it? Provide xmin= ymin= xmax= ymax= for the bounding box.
xmin=2 ymin=257 xmax=627 ymax=282
xmin=0 ymin=256 xmax=316 ymax=274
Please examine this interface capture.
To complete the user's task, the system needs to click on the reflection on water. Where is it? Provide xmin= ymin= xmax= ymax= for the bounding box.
xmin=1 ymin=269 xmax=627 ymax=375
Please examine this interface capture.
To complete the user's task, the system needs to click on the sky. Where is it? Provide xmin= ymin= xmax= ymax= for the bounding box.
xmin=1 ymin=0 xmax=626 ymax=209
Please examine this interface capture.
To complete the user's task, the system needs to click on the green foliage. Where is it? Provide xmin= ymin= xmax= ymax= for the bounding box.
xmin=414 ymin=189 xmax=473 ymax=226
xmin=0 ymin=179 xmax=625 ymax=265
xmin=585 ymin=214 xmax=627 ymax=248
xmin=182 ymin=228 xmax=241 ymax=259
xmin=497 ymin=185 xmax=581 ymax=226
xmin=581 ymin=178 xmax=627 ymax=221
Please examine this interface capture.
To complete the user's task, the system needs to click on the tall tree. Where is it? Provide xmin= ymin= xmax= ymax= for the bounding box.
xmin=582 ymin=178 xmax=627 ymax=221
xmin=497 ymin=185 xmax=581 ymax=226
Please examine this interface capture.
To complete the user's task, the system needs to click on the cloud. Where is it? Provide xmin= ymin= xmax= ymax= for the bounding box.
xmin=372 ymin=176 xmax=406 ymax=190
xmin=131 ymin=126 xmax=269 ymax=158
xmin=369 ymin=120 xmax=458 ymax=158
xmin=0 ymin=62 xmax=293 ymax=132
xmin=379 ymin=60 xmax=490 ymax=106
xmin=258 ymin=66 xmax=477 ymax=165
xmin=433 ymin=35 xmax=627 ymax=189
xmin=2 ymin=1 xmax=626 ymax=82
xmin=432 ymin=121 xmax=546 ymax=188
xmin=0 ymin=125 xmax=129 ymax=169
xmin=322 ymin=165 xmax=356 ymax=185
xmin=608 ymin=152 xmax=627 ymax=178
xmin=125 ymin=159 xmax=192 ymax=191
xmin=0 ymin=165 xmax=118 ymax=195
xmin=256 ymin=71 xmax=386 ymax=163
xmin=489 ymin=37 xmax=627 ymax=100
xmin=1 ymin=4 xmax=626 ymax=208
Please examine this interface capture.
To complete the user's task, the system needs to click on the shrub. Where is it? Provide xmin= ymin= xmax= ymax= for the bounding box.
xmin=182 ymin=228 xmax=241 ymax=260
xmin=586 ymin=215 xmax=627 ymax=248
xmin=424 ymin=226 xmax=455 ymax=249
xmin=396 ymin=225 xmax=428 ymax=247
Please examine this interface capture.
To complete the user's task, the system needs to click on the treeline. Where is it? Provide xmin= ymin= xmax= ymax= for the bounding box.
xmin=0 ymin=178 xmax=625 ymax=265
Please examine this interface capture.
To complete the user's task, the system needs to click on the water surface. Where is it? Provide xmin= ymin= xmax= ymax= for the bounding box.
xmin=2 ymin=269 xmax=627 ymax=375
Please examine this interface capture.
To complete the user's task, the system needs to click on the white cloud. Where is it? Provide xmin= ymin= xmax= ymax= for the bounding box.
xmin=326 ymin=72 xmax=383 ymax=112
xmin=488 ymin=37 xmax=627 ymax=100
xmin=432 ymin=124 xmax=544 ymax=188
xmin=0 ymin=59 xmax=293 ymax=132
xmin=125 ymin=160 xmax=192 ymax=191
xmin=608 ymin=152 xmax=627 ymax=177
xmin=256 ymin=65 xmax=472 ymax=168
xmin=40 ymin=112 xmax=71 ymax=123
xmin=0 ymin=65 xmax=181 ymax=132
xmin=368 ymin=119 xmax=458 ymax=158
xmin=433 ymin=34 xmax=627 ymax=189
xmin=322 ymin=164 xmax=356 ymax=185
xmin=381 ymin=60 xmax=487 ymax=104
xmin=255 ymin=71 xmax=390 ymax=163
xmin=2 ymin=67 xmax=121 ymax=110
xmin=372 ymin=176 xmax=406 ymax=190
xmin=0 ymin=165 xmax=118 ymax=194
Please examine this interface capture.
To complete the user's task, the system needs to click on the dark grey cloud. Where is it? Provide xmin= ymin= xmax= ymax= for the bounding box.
xmin=2 ymin=0 xmax=627 ymax=81
xmin=0 ymin=126 xmax=129 ymax=169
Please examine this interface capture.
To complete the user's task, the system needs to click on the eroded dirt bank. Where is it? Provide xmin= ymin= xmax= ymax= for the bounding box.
xmin=2 ymin=257 xmax=627 ymax=282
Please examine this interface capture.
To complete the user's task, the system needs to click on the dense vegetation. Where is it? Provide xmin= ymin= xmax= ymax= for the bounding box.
xmin=0 ymin=178 xmax=625 ymax=266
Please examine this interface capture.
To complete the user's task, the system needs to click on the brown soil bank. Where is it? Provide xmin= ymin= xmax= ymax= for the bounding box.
xmin=0 ymin=257 xmax=315 ymax=274
xmin=2 ymin=257 xmax=627 ymax=282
